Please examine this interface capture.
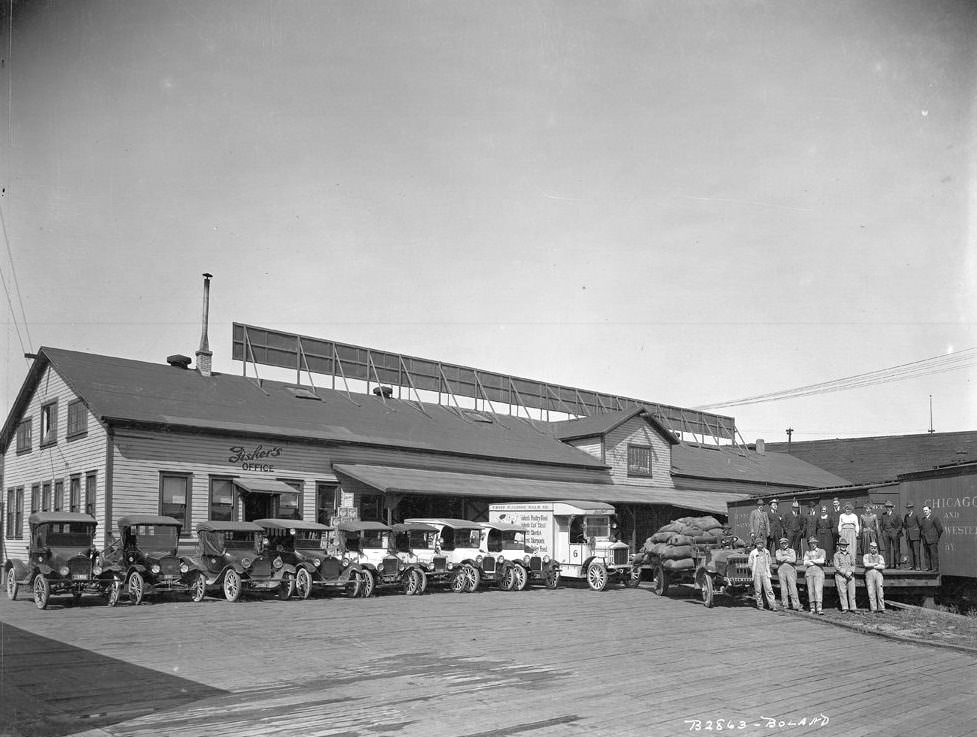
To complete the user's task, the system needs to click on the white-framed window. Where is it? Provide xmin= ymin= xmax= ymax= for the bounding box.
xmin=627 ymin=444 xmax=652 ymax=477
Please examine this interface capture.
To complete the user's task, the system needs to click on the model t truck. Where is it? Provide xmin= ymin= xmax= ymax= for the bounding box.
xmin=488 ymin=501 xmax=636 ymax=591
xmin=5 ymin=512 xmax=121 ymax=609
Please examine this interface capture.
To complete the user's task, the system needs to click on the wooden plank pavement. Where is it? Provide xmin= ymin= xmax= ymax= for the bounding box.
xmin=0 ymin=581 xmax=974 ymax=737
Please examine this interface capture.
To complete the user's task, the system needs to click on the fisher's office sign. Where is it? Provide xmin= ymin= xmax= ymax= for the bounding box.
xmin=228 ymin=444 xmax=283 ymax=472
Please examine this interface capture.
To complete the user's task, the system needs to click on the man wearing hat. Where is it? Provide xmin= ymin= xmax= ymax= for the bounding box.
xmin=748 ymin=538 xmax=779 ymax=612
xmin=862 ymin=540 xmax=886 ymax=613
xmin=829 ymin=497 xmax=843 ymax=554
xmin=879 ymin=500 xmax=902 ymax=570
xmin=904 ymin=503 xmax=921 ymax=570
xmin=920 ymin=505 xmax=945 ymax=572
xmin=833 ymin=537 xmax=857 ymax=612
xmin=766 ymin=499 xmax=784 ymax=554
xmin=775 ymin=537 xmax=802 ymax=611
xmin=802 ymin=536 xmax=826 ymax=614
xmin=803 ymin=501 xmax=819 ymax=555
xmin=783 ymin=500 xmax=804 ymax=557
xmin=749 ymin=498 xmax=770 ymax=547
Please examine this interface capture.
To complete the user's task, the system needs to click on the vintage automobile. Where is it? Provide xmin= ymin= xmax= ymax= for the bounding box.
xmin=5 ymin=512 xmax=120 ymax=610
xmin=187 ymin=520 xmax=296 ymax=602
xmin=100 ymin=515 xmax=194 ymax=605
xmin=255 ymin=518 xmax=363 ymax=599
xmin=644 ymin=531 xmax=752 ymax=608
xmin=403 ymin=518 xmax=495 ymax=593
xmin=335 ymin=521 xmax=427 ymax=597
xmin=480 ymin=521 xmax=559 ymax=590
xmin=390 ymin=521 xmax=449 ymax=592
xmin=488 ymin=501 xmax=637 ymax=591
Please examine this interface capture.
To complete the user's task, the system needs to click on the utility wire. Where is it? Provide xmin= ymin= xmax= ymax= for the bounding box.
xmin=695 ymin=347 xmax=977 ymax=410
xmin=0 ymin=202 xmax=31 ymax=355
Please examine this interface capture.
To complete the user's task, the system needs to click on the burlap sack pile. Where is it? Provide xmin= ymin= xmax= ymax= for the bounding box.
xmin=640 ymin=516 xmax=727 ymax=571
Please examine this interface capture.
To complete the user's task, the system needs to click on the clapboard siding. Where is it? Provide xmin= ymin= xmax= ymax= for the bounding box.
xmin=604 ymin=417 xmax=675 ymax=487
xmin=2 ymin=366 xmax=110 ymax=555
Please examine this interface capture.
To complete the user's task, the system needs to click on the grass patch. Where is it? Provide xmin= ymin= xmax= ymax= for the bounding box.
xmin=815 ymin=605 xmax=977 ymax=650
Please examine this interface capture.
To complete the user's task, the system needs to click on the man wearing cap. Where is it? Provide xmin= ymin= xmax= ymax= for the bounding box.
xmin=920 ymin=505 xmax=945 ymax=572
xmin=829 ymin=497 xmax=843 ymax=554
xmin=862 ymin=540 xmax=886 ymax=613
xmin=783 ymin=501 xmax=804 ymax=557
xmin=879 ymin=500 xmax=902 ymax=570
xmin=749 ymin=498 xmax=769 ymax=547
xmin=833 ymin=538 xmax=857 ymax=612
xmin=775 ymin=537 xmax=802 ymax=611
xmin=802 ymin=536 xmax=826 ymax=614
xmin=748 ymin=538 xmax=778 ymax=612
xmin=766 ymin=499 xmax=784 ymax=553
xmin=904 ymin=503 xmax=921 ymax=570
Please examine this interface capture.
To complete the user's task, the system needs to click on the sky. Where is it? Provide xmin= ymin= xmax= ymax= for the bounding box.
xmin=1 ymin=0 xmax=975 ymax=443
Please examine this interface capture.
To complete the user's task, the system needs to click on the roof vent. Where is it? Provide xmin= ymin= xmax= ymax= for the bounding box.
xmin=373 ymin=385 xmax=394 ymax=398
xmin=167 ymin=354 xmax=192 ymax=369
xmin=285 ymin=386 xmax=322 ymax=401
xmin=755 ymin=439 xmax=766 ymax=455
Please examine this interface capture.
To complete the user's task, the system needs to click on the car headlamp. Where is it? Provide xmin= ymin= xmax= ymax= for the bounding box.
xmin=262 ymin=537 xmax=270 ymax=547
xmin=426 ymin=562 xmax=434 ymax=571
xmin=242 ymin=557 xmax=253 ymax=569
xmin=273 ymin=556 xmax=284 ymax=569
xmin=59 ymin=566 xmax=70 ymax=576
xmin=312 ymin=558 xmax=321 ymax=568
xmin=342 ymin=557 xmax=351 ymax=567
xmin=476 ymin=555 xmax=483 ymax=564
xmin=151 ymin=564 xmax=161 ymax=574
xmin=446 ymin=562 xmax=454 ymax=570
xmin=523 ymin=555 xmax=530 ymax=565
xmin=180 ymin=562 xmax=189 ymax=574
xmin=497 ymin=553 xmax=504 ymax=562
xmin=93 ymin=564 xmax=102 ymax=575
xmin=543 ymin=555 xmax=550 ymax=564
xmin=127 ymin=554 xmax=136 ymax=564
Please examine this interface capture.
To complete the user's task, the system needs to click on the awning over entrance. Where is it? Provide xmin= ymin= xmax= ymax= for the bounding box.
xmin=332 ymin=464 xmax=747 ymax=516
xmin=233 ymin=478 xmax=300 ymax=495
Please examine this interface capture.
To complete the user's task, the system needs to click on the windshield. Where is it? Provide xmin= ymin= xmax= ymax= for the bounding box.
xmin=129 ymin=525 xmax=179 ymax=557
xmin=222 ymin=530 xmax=258 ymax=550
xmin=294 ymin=530 xmax=322 ymax=550
xmin=454 ymin=528 xmax=481 ymax=549
xmin=42 ymin=522 xmax=95 ymax=548
xmin=501 ymin=530 xmax=526 ymax=551
xmin=585 ymin=516 xmax=612 ymax=539
xmin=347 ymin=530 xmax=389 ymax=551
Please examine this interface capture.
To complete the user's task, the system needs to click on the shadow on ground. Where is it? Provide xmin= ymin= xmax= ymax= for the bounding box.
xmin=0 ymin=621 xmax=227 ymax=737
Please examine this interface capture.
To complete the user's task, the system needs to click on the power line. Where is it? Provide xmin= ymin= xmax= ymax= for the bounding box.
xmin=0 ymin=202 xmax=32 ymax=355
xmin=695 ymin=347 xmax=977 ymax=410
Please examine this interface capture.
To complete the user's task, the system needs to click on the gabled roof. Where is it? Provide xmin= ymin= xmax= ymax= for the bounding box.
xmin=671 ymin=443 xmax=851 ymax=489
xmin=765 ymin=432 xmax=977 ymax=485
xmin=547 ymin=406 xmax=679 ymax=444
xmin=1 ymin=347 xmax=605 ymax=469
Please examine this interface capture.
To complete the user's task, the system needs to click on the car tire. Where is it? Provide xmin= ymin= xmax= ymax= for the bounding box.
xmin=586 ymin=560 xmax=608 ymax=591
xmin=449 ymin=568 xmax=468 ymax=594
xmin=223 ymin=570 xmax=242 ymax=602
xmin=499 ymin=566 xmax=514 ymax=591
xmin=279 ymin=571 xmax=296 ymax=600
xmin=128 ymin=571 xmax=145 ymax=606
xmin=402 ymin=568 xmax=423 ymax=595
xmin=514 ymin=564 xmax=528 ymax=591
xmin=33 ymin=576 xmax=50 ymax=610
xmin=107 ymin=577 xmax=122 ymax=607
xmin=6 ymin=569 xmax=18 ymax=601
xmin=463 ymin=564 xmax=480 ymax=592
xmin=651 ymin=564 xmax=669 ymax=596
xmin=360 ymin=570 xmax=376 ymax=598
xmin=345 ymin=571 xmax=362 ymax=598
xmin=190 ymin=572 xmax=207 ymax=603
xmin=544 ymin=567 xmax=560 ymax=589
xmin=295 ymin=568 xmax=313 ymax=600
xmin=624 ymin=565 xmax=642 ymax=588
xmin=701 ymin=574 xmax=715 ymax=608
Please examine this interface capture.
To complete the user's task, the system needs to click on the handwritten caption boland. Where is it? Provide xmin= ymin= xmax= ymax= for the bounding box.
xmin=684 ymin=715 xmax=829 ymax=731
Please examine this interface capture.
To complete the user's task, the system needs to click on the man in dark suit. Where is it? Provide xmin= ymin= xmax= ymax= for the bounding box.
xmin=803 ymin=501 xmax=819 ymax=554
xmin=783 ymin=500 xmax=805 ymax=557
xmin=919 ymin=505 xmax=945 ymax=572
xmin=903 ymin=503 xmax=921 ymax=570
xmin=829 ymin=497 xmax=843 ymax=556
xmin=879 ymin=500 xmax=902 ymax=569
xmin=766 ymin=499 xmax=784 ymax=554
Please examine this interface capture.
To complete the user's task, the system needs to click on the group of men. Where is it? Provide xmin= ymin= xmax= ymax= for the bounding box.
xmin=747 ymin=496 xmax=944 ymax=572
xmin=747 ymin=535 xmax=887 ymax=615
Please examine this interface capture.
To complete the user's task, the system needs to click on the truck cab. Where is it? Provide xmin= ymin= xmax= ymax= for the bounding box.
xmin=403 ymin=518 xmax=487 ymax=593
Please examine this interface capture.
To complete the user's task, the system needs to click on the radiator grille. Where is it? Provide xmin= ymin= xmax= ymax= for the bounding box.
xmin=69 ymin=557 xmax=92 ymax=579
xmin=382 ymin=557 xmax=400 ymax=575
xmin=433 ymin=557 xmax=447 ymax=572
xmin=250 ymin=559 xmax=272 ymax=577
xmin=613 ymin=548 xmax=628 ymax=566
xmin=482 ymin=556 xmax=496 ymax=574
xmin=321 ymin=558 xmax=340 ymax=579
xmin=159 ymin=557 xmax=182 ymax=576
xmin=529 ymin=556 xmax=542 ymax=571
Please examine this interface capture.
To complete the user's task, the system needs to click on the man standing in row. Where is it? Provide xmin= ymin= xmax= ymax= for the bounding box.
xmin=783 ymin=501 xmax=804 ymax=556
xmin=829 ymin=497 xmax=843 ymax=554
xmin=803 ymin=536 xmax=826 ymax=615
xmin=750 ymin=498 xmax=769 ymax=547
xmin=767 ymin=499 xmax=785 ymax=553
xmin=863 ymin=540 xmax=886 ymax=613
xmin=833 ymin=538 xmax=857 ymax=613
xmin=904 ymin=503 xmax=921 ymax=570
xmin=920 ymin=505 xmax=945 ymax=572
xmin=749 ymin=538 xmax=778 ymax=612
xmin=775 ymin=537 xmax=802 ymax=611
xmin=879 ymin=501 xmax=902 ymax=570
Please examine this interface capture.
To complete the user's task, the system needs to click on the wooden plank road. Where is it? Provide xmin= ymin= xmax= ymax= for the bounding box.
xmin=0 ymin=582 xmax=974 ymax=737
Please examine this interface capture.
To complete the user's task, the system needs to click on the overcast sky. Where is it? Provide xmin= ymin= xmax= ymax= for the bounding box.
xmin=1 ymin=0 xmax=975 ymax=442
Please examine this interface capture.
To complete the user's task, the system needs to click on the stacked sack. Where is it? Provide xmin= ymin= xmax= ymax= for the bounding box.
xmin=640 ymin=516 xmax=727 ymax=571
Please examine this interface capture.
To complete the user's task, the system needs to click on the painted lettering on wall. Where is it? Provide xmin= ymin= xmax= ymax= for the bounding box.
xmin=228 ymin=444 xmax=283 ymax=472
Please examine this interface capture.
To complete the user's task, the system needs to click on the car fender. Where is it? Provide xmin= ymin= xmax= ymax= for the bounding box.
xmin=5 ymin=558 xmax=31 ymax=581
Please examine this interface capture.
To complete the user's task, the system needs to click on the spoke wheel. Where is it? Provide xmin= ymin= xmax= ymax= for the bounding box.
xmin=499 ymin=566 xmax=515 ymax=591
xmin=651 ymin=564 xmax=669 ymax=596
xmin=544 ymin=567 xmax=560 ymax=589
xmin=512 ymin=565 xmax=528 ymax=591
xmin=701 ymin=574 xmax=715 ymax=608
xmin=279 ymin=571 xmax=296 ymax=600
xmin=587 ymin=560 xmax=608 ymax=591
xmin=625 ymin=565 xmax=642 ymax=588
xmin=360 ymin=570 xmax=376 ymax=598
xmin=449 ymin=568 xmax=468 ymax=594
xmin=223 ymin=569 xmax=242 ymax=602
xmin=128 ymin=571 xmax=145 ymax=606
xmin=464 ymin=564 xmax=481 ymax=592
xmin=33 ymin=576 xmax=50 ymax=610
xmin=402 ymin=568 xmax=423 ymax=595
xmin=107 ymin=577 xmax=122 ymax=607
xmin=345 ymin=571 xmax=362 ymax=598
xmin=295 ymin=568 xmax=313 ymax=600
xmin=190 ymin=572 xmax=207 ymax=602
xmin=6 ymin=570 xmax=18 ymax=601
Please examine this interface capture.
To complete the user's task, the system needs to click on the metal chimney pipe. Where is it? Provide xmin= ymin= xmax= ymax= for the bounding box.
xmin=196 ymin=272 xmax=213 ymax=376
